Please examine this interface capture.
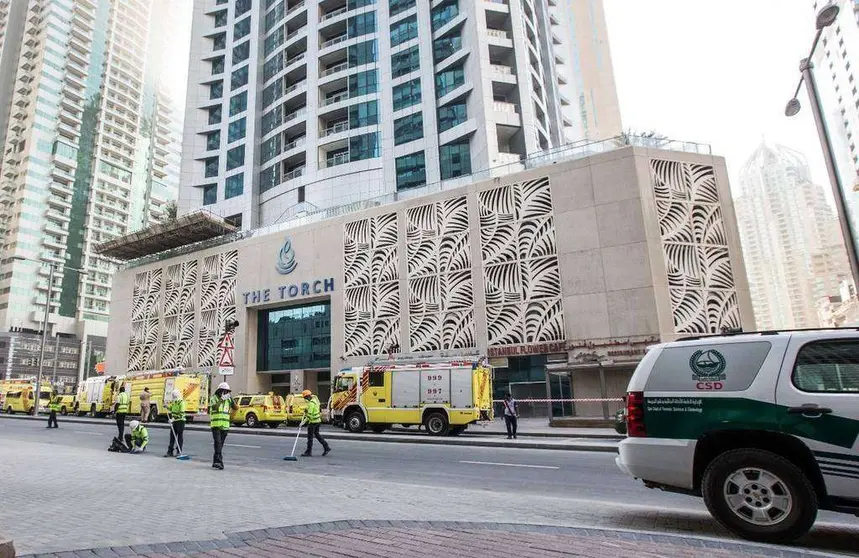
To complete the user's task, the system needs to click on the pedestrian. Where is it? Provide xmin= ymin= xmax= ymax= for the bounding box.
xmin=301 ymin=390 xmax=330 ymax=457
xmin=126 ymin=420 xmax=149 ymax=453
xmin=46 ymin=390 xmax=60 ymax=429
xmin=209 ymin=382 xmax=237 ymax=470
xmin=139 ymin=387 xmax=151 ymax=422
xmin=115 ymin=385 xmax=130 ymax=439
xmin=164 ymin=389 xmax=186 ymax=458
xmin=503 ymin=393 xmax=519 ymax=439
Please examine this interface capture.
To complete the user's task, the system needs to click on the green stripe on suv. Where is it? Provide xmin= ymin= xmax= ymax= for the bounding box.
xmin=644 ymin=397 xmax=859 ymax=449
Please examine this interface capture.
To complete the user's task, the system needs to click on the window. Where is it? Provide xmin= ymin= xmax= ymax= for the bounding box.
xmin=264 ymin=27 xmax=284 ymax=56
xmin=231 ymin=66 xmax=249 ymax=89
xmin=348 ymin=12 xmax=376 ymax=38
xmin=390 ymin=15 xmax=418 ymax=47
xmin=394 ymin=113 xmax=423 ymax=145
xmin=210 ymin=81 xmax=223 ymax=100
xmin=204 ymin=157 xmax=219 ymax=178
xmin=230 ymin=91 xmax=248 ymax=116
xmin=348 ymin=0 xmax=375 ymax=8
xmin=256 ymin=302 xmax=331 ymax=371
xmin=260 ymin=164 xmax=281 ymax=193
xmin=349 ymin=132 xmax=380 ymax=161
xmin=396 ymin=152 xmax=426 ymax=190
xmin=233 ymin=41 xmax=250 ymax=64
xmin=225 ymin=213 xmax=243 ymax=228
xmin=433 ymin=34 xmax=461 ymax=62
xmin=349 ymin=100 xmax=379 ymax=128
xmin=262 ymin=79 xmax=283 ymax=106
xmin=234 ymin=17 xmax=251 ymax=40
xmin=435 ymin=64 xmax=464 ymax=97
xmin=390 ymin=0 xmax=415 ymax=17
xmin=213 ymin=9 xmax=227 ymax=27
xmin=226 ymin=145 xmax=245 ymax=170
xmin=213 ymin=33 xmax=226 ymax=50
xmin=53 ymin=141 xmax=78 ymax=160
xmin=392 ymin=78 xmax=421 ymax=111
xmin=369 ymin=371 xmax=384 ymax=387
xmin=236 ymin=0 xmax=252 ymax=16
xmin=439 ymin=139 xmax=470 ymax=179
xmin=431 ymin=1 xmax=458 ymax=31
xmin=203 ymin=184 xmax=217 ymax=205
xmin=208 ymin=105 xmax=222 ymax=125
xmin=264 ymin=52 xmax=283 ymax=81
xmin=228 ymin=118 xmax=247 ymax=143
xmin=206 ymin=131 xmax=221 ymax=151
xmin=348 ymin=40 xmax=377 ymax=67
xmin=438 ymin=101 xmax=466 ymax=132
xmin=265 ymin=1 xmax=284 ymax=32
xmin=794 ymin=340 xmax=859 ymax=392
xmin=391 ymin=45 xmax=420 ymax=78
xmin=262 ymin=105 xmax=283 ymax=134
xmin=348 ymin=70 xmax=378 ymax=96
xmin=211 ymin=56 xmax=225 ymax=75
xmin=225 ymin=173 xmax=244 ymax=199
xmin=261 ymin=135 xmax=282 ymax=163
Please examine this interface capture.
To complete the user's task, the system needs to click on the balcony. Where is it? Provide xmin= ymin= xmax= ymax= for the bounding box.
xmin=323 ymin=151 xmax=349 ymax=169
xmin=320 ymin=90 xmax=349 ymax=107
xmin=321 ymin=34 xmax=348 ymax=49
xmin=320 ymin=6 xmax=347 ymax=22
xmin=320 ymin=121 xmax=348 ymax=138
xmin=285 ymin=52 xmax=306 ymax=68
xmin=283 ymin=137 xmax=306 ymax=152
xmin=283 ymin=165 xmax=305 ymax=182
xmin=320 ymin=61 xmax=348 ymax=78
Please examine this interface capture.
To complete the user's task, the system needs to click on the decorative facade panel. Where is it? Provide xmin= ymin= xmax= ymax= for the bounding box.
xmin=343 ymin=213 xmax=401 ymax=356
xmin=478 ymin=177 xmax=565 ymax=345
xmin=650 ymin=160 xmax=741 ymax=334
xmin=126 ymin=250 xmax=237 ymax=372
xmin=405 ymin=196 xmax=475 ymax=351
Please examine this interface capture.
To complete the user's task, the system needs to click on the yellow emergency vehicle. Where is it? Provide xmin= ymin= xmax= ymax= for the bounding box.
xmin=284 ymin=393 xmax=308 ymax=425
xmin=57 ymin=394 xmax=75 ymax=415
xmin=330 ymin=358 xmax=493 ymax=436
xmin=76 ymin=376 xmax=124 ymax=417
xmin=231 ymin=393 xmax=287 ymax=428
xmin=0 ymin=380 xmax=52 ymax=414
xmin=122 ymin=370 xmax=210 ymax=421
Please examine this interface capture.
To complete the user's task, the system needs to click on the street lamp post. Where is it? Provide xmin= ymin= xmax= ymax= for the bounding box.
xmin=785 ymin=2 xmax=859 ymax=291
xmin=14 ymin=256 xmax=86 ymax=414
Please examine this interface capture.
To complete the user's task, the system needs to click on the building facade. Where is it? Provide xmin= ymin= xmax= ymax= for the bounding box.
xmin=0 ymin=0 xmax=183 ymax=385
xmin=107 ymin=145 xmax=753 ymax=419
xmin=179 ymin=0 xmax=623 ymax=231
xmin=813 ymin=0 xmax=859 ymax=248
xmin=735 ymin=143 xmax=850 ymax=330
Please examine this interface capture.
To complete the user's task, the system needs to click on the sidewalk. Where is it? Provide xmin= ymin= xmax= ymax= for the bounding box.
xmin=17 ymin=521 xmax=841 ymax=558
xmin=0 ymin=414 xmax=619 ymax=452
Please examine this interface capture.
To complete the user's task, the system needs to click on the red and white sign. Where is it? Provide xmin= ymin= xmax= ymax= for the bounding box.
xmin=218 ymin=333 xmax=235 ymax=374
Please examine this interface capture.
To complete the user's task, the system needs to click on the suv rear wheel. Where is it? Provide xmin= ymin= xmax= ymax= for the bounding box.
xmin=702 ymin=448 xmax=818 ymax=543
xmin=245 ymin=413 xmax=259 ymax=428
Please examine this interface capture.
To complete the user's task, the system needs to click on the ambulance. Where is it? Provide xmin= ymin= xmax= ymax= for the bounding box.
xmin=122 ymin=369 xmax=210 ymax=420
xmin=329 ymin=358 xmax=493 ymax=436
xmin=0 ymin=379 xmax=52 ymax=414
xmin=76 ymin=376 xmax=124 ymax=417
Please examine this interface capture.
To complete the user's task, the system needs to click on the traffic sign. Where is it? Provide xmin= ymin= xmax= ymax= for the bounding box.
xmin=218 ymin=366 xmax=234 ymax=376
xmin=218 ymin=333 xmax=234 ymax=350
xmin=218 ymin=347 xmax=234 ymax=367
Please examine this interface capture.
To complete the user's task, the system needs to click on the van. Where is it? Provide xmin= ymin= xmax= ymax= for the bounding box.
xmin=616 ymin=329 xmax=859 ymax=543
xmin=231 ymin=393 xmax=287 ymax=428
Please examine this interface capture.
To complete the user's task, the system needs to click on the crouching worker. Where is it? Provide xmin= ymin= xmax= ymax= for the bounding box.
xmin=125 ymin=420 xmax=149 ymax=453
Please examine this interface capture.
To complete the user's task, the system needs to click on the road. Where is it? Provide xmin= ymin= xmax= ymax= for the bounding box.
xmin=1 ymin=418 xmax=858 ymax=556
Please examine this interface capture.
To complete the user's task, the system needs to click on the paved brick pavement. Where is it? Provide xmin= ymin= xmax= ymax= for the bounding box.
xmin=16 ymin=522 xmax=843 ymax=558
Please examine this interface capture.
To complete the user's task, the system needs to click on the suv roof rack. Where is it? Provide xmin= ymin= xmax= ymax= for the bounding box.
xmin=678 ymin=326 xmax=859 ymax=342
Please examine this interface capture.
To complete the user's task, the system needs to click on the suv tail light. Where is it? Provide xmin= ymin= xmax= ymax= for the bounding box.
xmin=626 ymin=391 xmax=646 ymax=437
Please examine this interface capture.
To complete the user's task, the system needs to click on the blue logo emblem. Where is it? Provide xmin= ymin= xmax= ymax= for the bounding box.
xmin=276 ymin=237 xmax=297 ymax=275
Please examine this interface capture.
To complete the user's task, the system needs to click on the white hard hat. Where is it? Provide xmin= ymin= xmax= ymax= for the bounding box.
xmin=172 ymin=389 xmax=181 ymax=400
xmin=129 ymin=420 xmax=140 ymax=430
xmin=217 ymin=382 xmax=231 ymax=391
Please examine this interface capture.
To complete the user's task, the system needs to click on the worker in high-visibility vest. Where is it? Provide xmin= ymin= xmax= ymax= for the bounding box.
xmin=301 ymin=390 xmax=330 ymax=457
xmin=115 ymin=385 xmax=130 ymax=439
xmin=209 ymin=382 xmax=238 ymax=470
xmin=126 ymin=420 xmax=149 ymax=453
xmin=46 ymin=391 xmax=60 ymax=429
xmin=165 ymin=389 xmax=186 ymax=457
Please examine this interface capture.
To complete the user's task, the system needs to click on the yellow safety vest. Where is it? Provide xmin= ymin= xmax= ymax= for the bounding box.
xmin=209 ymin=394 xmax=231 ymax=430
xmin=116 ymin=392 xmax=130 ymax=414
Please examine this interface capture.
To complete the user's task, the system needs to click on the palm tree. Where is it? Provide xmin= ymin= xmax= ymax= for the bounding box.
xmin=161 ymin=201 xmax=178 ymax=223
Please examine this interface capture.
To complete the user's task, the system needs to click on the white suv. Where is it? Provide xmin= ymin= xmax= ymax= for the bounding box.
xmin=616 ymin=329 xmax=859 ymax=543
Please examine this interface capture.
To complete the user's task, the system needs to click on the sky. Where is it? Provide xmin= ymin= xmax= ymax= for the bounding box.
xmin=603 ymin=0 xmax=830 ymax=196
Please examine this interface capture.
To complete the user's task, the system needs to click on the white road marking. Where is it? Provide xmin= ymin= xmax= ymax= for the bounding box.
xmin=227 ymin=443 xmax=262 ymax=449
xmin=73 ymin=431 xmax=104 ymax=436
xmin=459 ymin=460 xmax=559 ymax=470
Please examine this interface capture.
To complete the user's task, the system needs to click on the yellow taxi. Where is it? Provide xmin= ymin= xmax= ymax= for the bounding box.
xmin=230 ymin=393 xmax=287 ymax=428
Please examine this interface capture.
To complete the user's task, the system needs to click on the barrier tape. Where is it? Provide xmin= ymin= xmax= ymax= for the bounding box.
xmin=491 ymin=398 xmax=623 ymax=403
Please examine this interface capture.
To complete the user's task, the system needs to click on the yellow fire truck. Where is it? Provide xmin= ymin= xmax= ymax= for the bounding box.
xmin=76 ymin=376 xmax=124 ymax=417
xmin=122 ymin=370 xmax=210 ymax=421
xmin=0 ymin=379 xmax=52 ymax=414
xmin=329 ymin=358 xmax=493 ymax=436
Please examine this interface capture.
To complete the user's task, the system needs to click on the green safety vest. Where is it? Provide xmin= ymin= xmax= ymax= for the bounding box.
xmin=131 ymin=425 xmax=149 ymax=448
xmin=49 ymin=397 xmax=61 ymax=412
xmin=116 ymin=392 xmax=130 ymax=414
xmin=209 ymin=394 xmax=231 ymax=430
xmin=169 ymin=398 xmax=186 ymax=422
xmin=304 ymin=397 xmax=322 ymax=424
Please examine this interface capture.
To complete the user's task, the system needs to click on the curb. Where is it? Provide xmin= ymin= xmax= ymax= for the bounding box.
xmin=17 ymin=520 xmax=839 ymax=558
xmin=0 ymin=414 xmax=619 ymax=453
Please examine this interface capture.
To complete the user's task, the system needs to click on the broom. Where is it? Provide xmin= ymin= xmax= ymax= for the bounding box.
xmin=283 ymin=419 xmax=306 ymax=461
xmin=169 ymin=418 xmax=191 ymax=461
